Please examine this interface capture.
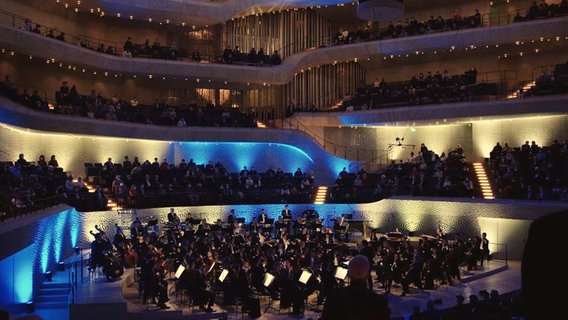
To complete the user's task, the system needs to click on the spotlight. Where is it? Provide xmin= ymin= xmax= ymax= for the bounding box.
xmin=57 ymin=261 xmax=65 ymax=271
xmin=44 ymin=271 xmax=52 ymax=282
xmin=25 ymin=301 xmax=35 ymax=313
xmin=74 ymin=246 xmax=81 ymax=254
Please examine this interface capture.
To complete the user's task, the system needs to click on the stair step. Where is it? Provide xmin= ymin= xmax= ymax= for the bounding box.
xmin=36 ymin=294 xmax=69 ymax=303
xmin=35 ymin=301 xmax=69 ymax=309
xmin=39 ymin=287 xmax=68 ymax=295
xmin=41 ymin=282 xmax=69 ymax=289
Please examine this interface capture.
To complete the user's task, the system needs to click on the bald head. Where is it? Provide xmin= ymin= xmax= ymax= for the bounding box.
xmin=349 ymin=254 xmax=370 ymax=281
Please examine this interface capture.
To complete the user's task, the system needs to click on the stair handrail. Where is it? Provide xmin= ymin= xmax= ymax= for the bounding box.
xmin=68 ymin=247 xmax=89 ymax=304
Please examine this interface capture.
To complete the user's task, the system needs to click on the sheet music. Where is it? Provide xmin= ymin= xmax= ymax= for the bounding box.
xmin=263 ymin=273 xmax=275 ymax=287
xmin=174 ymin=265 xmax=185 ymax=279
xmin=218 ymin=269 xmax=229 ymax=282
xmin=299 ymin=270 xmax=312 ymax=284
xmin=335 ymin=266 xmax=348 ymax=280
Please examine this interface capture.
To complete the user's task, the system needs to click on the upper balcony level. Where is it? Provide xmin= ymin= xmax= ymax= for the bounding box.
xmin=1 ymin=11 xmax=568 ymax=89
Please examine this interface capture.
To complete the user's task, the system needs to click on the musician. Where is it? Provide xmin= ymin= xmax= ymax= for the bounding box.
xmin=293 ymin=215 xmax=306 ymax=238
xmin=187 ymin=260 xmax=216 ymax=313
xmin=321 ymin=227 xmax=335 ymax=246
xmin=196 ymin=219 xmax=210 ymax=238
xmin=140 ymin=256 xmax=164 ymax=308
xmin=376 ymin=246 xmax=395 ymax=294
xmin=480 ymin=232 xmax=490 ymax=266
xmin=89 ymin=229 xmax=113 ymax=270
xmin=297 ymin=227 xmax=310 ymax=243
xmin=184 ymin=212 xmax=194 ymax=226
xmin=250 ymin=256 xmax=268 ymax=293
xmin=167 ymin=207 xmax=180 ymax=225
xmin=227 ymin=209 xmax=236 ymax=225
xmin=322 ymin=255 xmax=390 ymax=320
xmin=281 ymin=204 xmax=293 ymax=221
xmin=250 ymin=217 xmax=260 ymax=235
xmin=334 ymin=216 xmax=350 ymax=242
xmin=435 ymin=227 xmax=445 ymax=241
xmin=274 ymin=216 xmax=288 ymax=239
xmin=258 ymin=208 xmax=268 ymax=224
xmin=113 ymin=224 xmax=138 ymax=267
xmin=400 ymin=252 xmax=424 ymax=296
xmin=234 ymin=229 xmax=246 ymax=247
xmin=359 ymin=240 xmax=376 ymax=289
xmin=112 ymin=224 xmax=127 ymax=254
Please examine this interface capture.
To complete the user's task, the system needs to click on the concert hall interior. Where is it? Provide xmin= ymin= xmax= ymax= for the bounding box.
xmin=1 ymin=0 xmax=568 ymax=319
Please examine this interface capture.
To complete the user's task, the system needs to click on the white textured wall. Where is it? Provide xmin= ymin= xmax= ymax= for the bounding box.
xmin=472 ymin=114 xmax=568 ymax=158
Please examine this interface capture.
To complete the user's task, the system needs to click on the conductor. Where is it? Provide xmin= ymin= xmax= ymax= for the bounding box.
xmin=321 ymin=254 xmax=390 ymax=320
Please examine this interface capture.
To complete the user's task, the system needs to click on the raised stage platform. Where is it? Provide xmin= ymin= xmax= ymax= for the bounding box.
xmin=26 ymin=255 xmax=520 ymax=320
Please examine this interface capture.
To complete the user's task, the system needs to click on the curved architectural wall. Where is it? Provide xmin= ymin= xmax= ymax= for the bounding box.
xmin=0 ymin=96 xmax=355 ymax=184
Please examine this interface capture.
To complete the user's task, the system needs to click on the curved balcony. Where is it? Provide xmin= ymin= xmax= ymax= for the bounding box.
xmin=1 ymin=15 xmax=568 ymax=87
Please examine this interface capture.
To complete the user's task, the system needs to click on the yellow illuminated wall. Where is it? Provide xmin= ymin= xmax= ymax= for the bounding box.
xmin=471 ymin=115 xmax=568 ymax=159
xmin=0 ymin=123 xmax=171 ymax=179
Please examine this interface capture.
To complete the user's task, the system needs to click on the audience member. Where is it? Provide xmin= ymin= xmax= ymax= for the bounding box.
xmin=321 ymin=254 xmax=390 ymax=320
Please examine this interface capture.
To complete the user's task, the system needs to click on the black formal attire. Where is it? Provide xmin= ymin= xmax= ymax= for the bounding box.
xmin=321 ymin=283 xmax=390 ymax=320
xmin=522 ymin=210 xmax=568 ymax=320
xmin=282 ymin=208 xmax=293 ymax=221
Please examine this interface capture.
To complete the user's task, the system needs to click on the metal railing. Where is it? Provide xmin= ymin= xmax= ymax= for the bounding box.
xmin=490 ymin=242 xmax=508 ymax=265
xmin=0 ymin=194 xmax=67 ymax=222
xmin=2 ymin=6 xmax=566 ymax=67
xmin=69 ymin=248 xmax=89 ymax=304
xmin=283 ymin=117 xmax=390 ymax=167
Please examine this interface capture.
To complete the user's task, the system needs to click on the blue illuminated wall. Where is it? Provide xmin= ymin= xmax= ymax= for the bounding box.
xmin=0 ymin=120 xmax=357 ymax=186
xmin=171 ymin=141 xmax=356 ymax=181
xmin=0 ymin=206 xmax=82 ymax=312
xmin=0 ymin=244 xmax=36 ymax=307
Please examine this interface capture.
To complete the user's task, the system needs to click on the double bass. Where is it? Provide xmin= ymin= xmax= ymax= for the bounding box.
xmin=113 ymin=224 xmax=138 ymax=267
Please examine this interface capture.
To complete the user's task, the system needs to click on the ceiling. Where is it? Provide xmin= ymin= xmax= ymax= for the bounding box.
xmin=49 ymin=0 xmax=478 ymax=27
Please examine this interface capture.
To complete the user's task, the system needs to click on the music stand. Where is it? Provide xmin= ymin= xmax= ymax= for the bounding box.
xmin=275 ymin=222 xmax=287 ymax=229
xmin=218 ymin=269 xmax=229 ymax=283
xmin=262 ymin=273 xmax=278 ymax=313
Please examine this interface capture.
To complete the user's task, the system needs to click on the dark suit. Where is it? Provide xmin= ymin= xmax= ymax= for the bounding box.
xmin=321 ymin=284 xmax=390 ymax=320
xmin=522 ymin=210 xmax=568 ymax=319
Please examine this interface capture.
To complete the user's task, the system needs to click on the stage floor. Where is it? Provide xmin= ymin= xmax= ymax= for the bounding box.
xmin=28 ymin=257 xmax=521 ymax=320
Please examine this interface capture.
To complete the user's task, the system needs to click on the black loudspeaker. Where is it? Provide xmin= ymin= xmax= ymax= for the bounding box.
xmin=247 ymin=297 xmax=261 ymax=318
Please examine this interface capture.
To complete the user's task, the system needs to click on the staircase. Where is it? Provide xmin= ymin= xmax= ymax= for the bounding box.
xmin=472 ymin=162 xmax=495 ymax=199
xmin=83 ymin=180 xmax=119 ymax=210
xmin=507 ymin=80 xmax=535 ymax=99
xmin=35 ymin=277 xmax=69 ymax=309
xmin=314 ymin=186 xmax=328 ymax=204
